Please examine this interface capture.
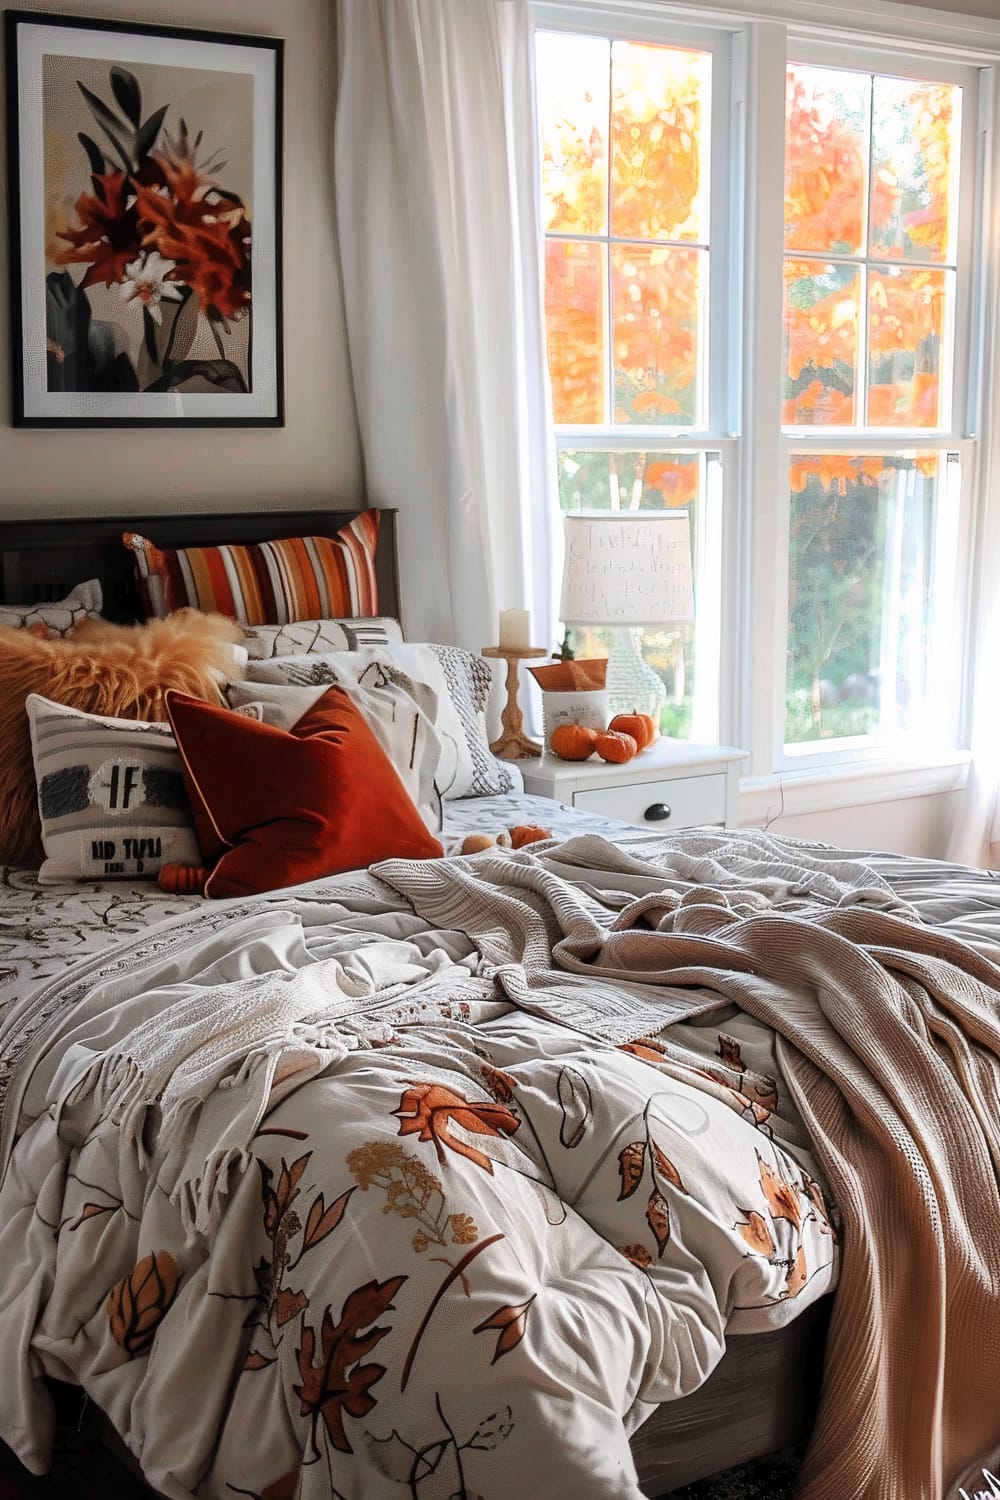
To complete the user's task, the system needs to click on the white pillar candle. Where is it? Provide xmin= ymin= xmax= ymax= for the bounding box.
xmin=498 ymin=608 xmax=531 ymax=650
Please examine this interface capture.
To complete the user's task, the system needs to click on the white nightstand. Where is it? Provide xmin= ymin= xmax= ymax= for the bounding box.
xmin=517 ymin=739 xmax=747 ymax=831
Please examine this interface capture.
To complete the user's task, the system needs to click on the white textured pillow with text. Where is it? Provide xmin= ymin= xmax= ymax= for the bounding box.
xmin=26 ymin=693 xmax=200 ymax=883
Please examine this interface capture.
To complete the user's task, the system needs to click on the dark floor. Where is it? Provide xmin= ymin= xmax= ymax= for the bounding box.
xmin=0 ymin=1400 xmax=801 ymax=1499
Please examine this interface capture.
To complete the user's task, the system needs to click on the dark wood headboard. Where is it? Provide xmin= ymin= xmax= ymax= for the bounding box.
xmin=0 ymin=509 xmax=400 ymax=623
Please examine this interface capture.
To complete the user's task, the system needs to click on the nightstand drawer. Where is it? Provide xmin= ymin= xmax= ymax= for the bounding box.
xmin=573 ymin=772 xmax=727 ymax=830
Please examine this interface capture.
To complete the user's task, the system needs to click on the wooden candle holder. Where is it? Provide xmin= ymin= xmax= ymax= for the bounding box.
xmin=481 ymin=645 xmax=547 ymax=759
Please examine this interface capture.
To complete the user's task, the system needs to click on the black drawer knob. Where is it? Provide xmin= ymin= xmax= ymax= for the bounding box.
xmin=644 ymin=802 xmax=671 ymax=822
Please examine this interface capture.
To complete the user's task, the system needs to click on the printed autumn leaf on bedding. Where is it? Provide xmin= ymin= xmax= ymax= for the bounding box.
xmin=67 ymin=1199 xmax=119 ymax=1232
xmin=274 ymin=1288 xmax=308 ymax=1328
xmin=736 ymin=1209 xmax=777 ymax=1257
xmin=480 ymin=1062 xmax=517 ymax=1103
xmin=717 ymin=1034 xmax=745 ymax=1070
xmin=712 ymin=1035 xmax=779 ymax=1126
xmin=618 ymin=1036 xmax=670 ymax=1066
xmin=262 ymin=1152 xmax=310 ymax=1236
xmin=232 ymin=1146 xmax=359 ymax=1372
xmin=557 ymin=1065 xmax=593 ymax=1149
xmin=617 ymin=1106 xmax=689 ymax=1261
xmin=106 ymin=1249 xmax=180 ymax=1356
xmin=618 ymin=1140 xmax=648 ymax=1201
xmin=619 ymin=1243 xmax=653 ymax=1270
xmin=785 ymin=1244 xmax=809 ymax=1298
xmin=645 ymin=1188 xmax=672 ymax=1256
xmin=295 ymin=1276 xmax=407 ymax=1458
xmin=757 ymin=1150 xmax=802 ymax=1229
xmin=801 ymin=1170 xmax=839 ymax=1240
xmin=246 ymin=1155 xmax=311 ymax=1351
xmin=394 ymin=1082 xmax=521 ymax=1172
xmin=473 ymin=1295 xmax=537 ymax=1364
xmin=619 ymin=1033 xmax=778 ymax=1132
xmin=734 ymin=1149 xmax=830 ymax=1302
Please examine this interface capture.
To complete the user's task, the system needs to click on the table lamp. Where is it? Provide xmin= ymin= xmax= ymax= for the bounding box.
xmin=559 ymin=511 xmax=695 ymax=717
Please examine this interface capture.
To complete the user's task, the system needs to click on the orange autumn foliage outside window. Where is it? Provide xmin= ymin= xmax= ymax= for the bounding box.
xmin=541 ymin=41 xmax=960 ymax=457
xmin=782 ymin=64 xmax=959 ymax=439
xmin=539 ymin=34 xmax=709 ymax=434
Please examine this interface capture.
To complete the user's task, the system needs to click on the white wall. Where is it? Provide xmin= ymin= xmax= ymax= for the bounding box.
xmin=0 ymin=0 xmax=364 ymax=517
xmin=740 ymin=789 xmax=963 ymax=855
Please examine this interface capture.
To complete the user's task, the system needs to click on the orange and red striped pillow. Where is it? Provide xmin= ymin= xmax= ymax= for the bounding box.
xmin=123 ymin=510 xmax=380 ymax=624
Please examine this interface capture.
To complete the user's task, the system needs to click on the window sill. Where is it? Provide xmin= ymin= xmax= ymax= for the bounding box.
xmin=738 ymin=750 xmax=971 ymax=823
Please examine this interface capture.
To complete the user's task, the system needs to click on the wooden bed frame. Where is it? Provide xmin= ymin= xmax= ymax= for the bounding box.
xmin=0 ymin=508 xmax=829 ymax=1497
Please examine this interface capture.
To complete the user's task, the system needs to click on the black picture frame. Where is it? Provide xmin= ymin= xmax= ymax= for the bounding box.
xmin=4 ymin=9 xmax=284 ymax=427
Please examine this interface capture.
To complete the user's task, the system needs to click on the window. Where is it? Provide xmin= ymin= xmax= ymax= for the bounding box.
xmin=534 ymin=4 xmax=989 ymax=789
xmin=781 ymin=59 xmax=971 ymax=759
xmin=537 ymin=24 xmax=731 ymax=739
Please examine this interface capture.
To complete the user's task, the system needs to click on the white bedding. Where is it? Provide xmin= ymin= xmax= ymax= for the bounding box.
xmin=0 ymin=792 xmax=602 ymax=1020
xmin=0 ymin=798 xmax=849 ymax=1499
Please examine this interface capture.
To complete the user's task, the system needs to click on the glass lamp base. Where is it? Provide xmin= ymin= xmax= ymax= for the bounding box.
xmin=605 ymin=628 xmax=667 ymax=719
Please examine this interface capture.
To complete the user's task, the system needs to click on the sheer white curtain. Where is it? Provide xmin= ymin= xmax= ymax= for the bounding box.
xmin=947 ymin=230 xmax=1000 ymax=869
xmin=334 ymin=0 xmax=557 ymax=653
xmin=947 ymin=514 xmax=1000 ymax=869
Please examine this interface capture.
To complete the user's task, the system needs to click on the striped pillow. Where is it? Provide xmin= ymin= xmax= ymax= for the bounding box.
xmin=123 ymin=510 xmax=380 ymax=624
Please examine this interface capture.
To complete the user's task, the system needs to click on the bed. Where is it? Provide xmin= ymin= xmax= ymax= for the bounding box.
xmin=0 ymin=509 xmax=997 ymax=1500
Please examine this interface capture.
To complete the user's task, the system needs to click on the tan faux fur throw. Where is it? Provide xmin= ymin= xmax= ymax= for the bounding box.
xmin=0 ymin=610 xmax=244 ymax=869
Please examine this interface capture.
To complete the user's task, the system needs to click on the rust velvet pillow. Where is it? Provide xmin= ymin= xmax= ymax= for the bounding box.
xmin=164 ymin=686 xmax=443 ymax=898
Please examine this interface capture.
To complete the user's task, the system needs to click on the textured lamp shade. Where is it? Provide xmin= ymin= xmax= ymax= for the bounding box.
xmin=559 ymin=512 xmax=694 ymax=626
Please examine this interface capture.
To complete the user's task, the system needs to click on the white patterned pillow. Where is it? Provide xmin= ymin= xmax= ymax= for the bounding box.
xmin=229 ymin=662 xmax=446 ymax=833
xmin=244 ymin=642 xmax=516 ymax=798
xmin=26 ymin=694 xmax=200 ymax=883
xmin=241 ymin=616 xmax=403 ymax=660
xmin=0 ymin=580 xmax=102 ymax=637
xmin=424 ymin=644 xmax=516 ymax=797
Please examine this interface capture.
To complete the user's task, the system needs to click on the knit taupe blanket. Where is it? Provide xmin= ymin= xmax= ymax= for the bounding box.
xmin=376 ymin=832 xmax=1000 ymax=1500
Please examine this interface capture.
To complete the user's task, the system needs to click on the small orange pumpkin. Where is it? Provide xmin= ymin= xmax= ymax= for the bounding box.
xmin=608 ymin=710 xmax=657 ymax=751
xmin=549 ymin=723 xmax=598 ymax=761
xmin=461 ymin=833 xmax=497 ymax=854
xmin=158 ymin=863 xmax=208 ymax=895
xmin=508 ymin=823 xmax=552 ymax=849
xmin=595 ymin=728 xmax=638 ymax=764
xmin=461 ymin=831 xmax=513 ymax=854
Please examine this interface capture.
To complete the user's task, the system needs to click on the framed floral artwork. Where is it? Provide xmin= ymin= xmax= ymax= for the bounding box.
xmin=4 ymin=11 xmax=283 ymax=427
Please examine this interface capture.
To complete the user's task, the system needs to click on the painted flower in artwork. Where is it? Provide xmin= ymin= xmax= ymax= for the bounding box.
xmin=46 ymin=64 xmax=252 ymax=396
xmin=118 ymin=251 xmax=185 ymax=324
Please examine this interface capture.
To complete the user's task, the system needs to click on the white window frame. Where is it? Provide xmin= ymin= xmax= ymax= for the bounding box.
xmin=532 ymin=0 xmax=1000 ymax=808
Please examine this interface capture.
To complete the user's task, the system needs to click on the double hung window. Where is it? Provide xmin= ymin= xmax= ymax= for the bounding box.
xmin=534 ymin=3 xmax=988 ymax=782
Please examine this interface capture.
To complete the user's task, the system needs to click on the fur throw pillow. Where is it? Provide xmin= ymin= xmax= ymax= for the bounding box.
xmin=0 ymin=610 xmax=245 ymax=869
